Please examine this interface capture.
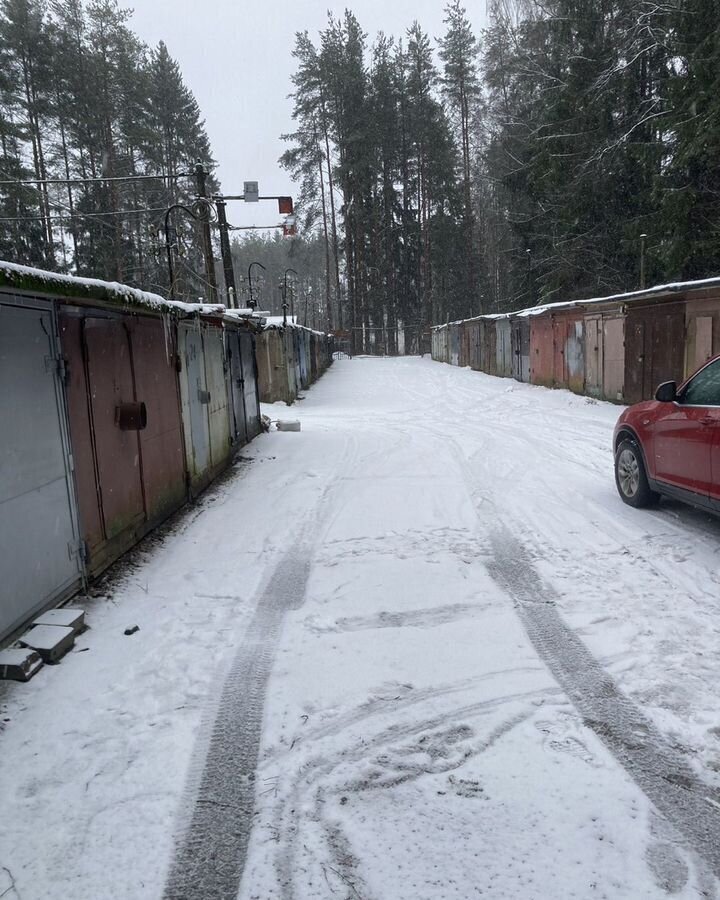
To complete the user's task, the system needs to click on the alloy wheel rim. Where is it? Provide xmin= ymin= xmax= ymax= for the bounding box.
xmin=618 ymin=448 xmax=640 ymax=497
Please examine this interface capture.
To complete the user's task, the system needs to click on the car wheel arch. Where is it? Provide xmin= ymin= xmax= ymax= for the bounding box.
xmin=615 ymin=425 xmax=652 ymax=469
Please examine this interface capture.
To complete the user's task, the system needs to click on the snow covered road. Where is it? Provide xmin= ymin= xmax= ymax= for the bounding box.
xmin=3 ymin=357 xmax=720 ymax=899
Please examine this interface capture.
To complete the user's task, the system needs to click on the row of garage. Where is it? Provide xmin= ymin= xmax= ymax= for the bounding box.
xmin=256 ymin=321 xmax=334 ymax=404
xmin=431 ymin=276 xmax=720 ymax=403
xmin=2 ymin=265 xmax=267 ymax=643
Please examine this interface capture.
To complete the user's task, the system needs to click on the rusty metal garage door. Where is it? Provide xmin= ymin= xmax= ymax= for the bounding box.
xmin=625 ymin=304 xmax=685 ymax=404
xmin=0 ymin=299 xmax=82 ymax=640
xmin=83 ymin=318 xmax=145 ymax=542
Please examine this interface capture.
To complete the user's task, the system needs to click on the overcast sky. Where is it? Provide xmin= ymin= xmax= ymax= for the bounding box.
xmin=129 ymin=1 xmax=488 ymax=229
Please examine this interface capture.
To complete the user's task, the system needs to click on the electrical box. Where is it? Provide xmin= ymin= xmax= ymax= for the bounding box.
xmin=243 ymin=181 xmax=259 ymax=202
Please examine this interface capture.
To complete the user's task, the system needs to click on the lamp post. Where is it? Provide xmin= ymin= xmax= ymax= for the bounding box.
xmin=248 ymin=261 xmax=266 ymax=309
xmin=284 ymin=268 xmax=298 ymax=321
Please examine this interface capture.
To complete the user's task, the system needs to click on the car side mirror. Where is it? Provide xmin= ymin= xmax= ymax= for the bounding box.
xmin=655 ymin=381 xmax=677 ymax=402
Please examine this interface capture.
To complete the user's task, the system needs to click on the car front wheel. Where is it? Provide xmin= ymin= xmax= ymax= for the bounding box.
xmin=615 ymin=438 xmax=659 ymax=508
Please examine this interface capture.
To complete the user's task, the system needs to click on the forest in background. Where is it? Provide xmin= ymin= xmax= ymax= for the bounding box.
xmin=0 ymin=0 xmax=215 ymax=300
xmin=282 ymin=0 xmax=720 ymax=351
xmin=1 ymin=0 xmax=718 ymax=344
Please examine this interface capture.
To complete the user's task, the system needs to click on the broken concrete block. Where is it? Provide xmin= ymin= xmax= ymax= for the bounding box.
xmin=18 ymin=625 xmax=75 ymax=663
xmin=0 ymin=647 xmax=43 ymax=682
xmin=32 ymin=607 xmax=85 ymax=635
xmin=277 ymin=419 xmax=301 ymax=432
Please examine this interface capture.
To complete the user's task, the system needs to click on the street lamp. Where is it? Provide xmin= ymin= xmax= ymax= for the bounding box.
xmin=248 ymin=261 xmax=266 ymax=309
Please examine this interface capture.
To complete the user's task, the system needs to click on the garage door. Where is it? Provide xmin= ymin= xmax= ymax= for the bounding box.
xmin=0 ymin=301 xmax=82 ymax=640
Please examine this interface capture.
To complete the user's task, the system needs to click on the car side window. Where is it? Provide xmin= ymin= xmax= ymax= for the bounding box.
xmin=681 ymin=359 xmax=720 ymax=406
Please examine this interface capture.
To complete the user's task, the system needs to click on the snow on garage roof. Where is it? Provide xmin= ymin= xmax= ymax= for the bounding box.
xmin=0 ymin=260 xmax=242 ymax=317
xmin=432 ymin=274 xmax=720 ymax=329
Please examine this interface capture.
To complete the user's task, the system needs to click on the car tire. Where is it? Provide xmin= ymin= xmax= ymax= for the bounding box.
xmin=614 ymin=438 xmax=659 ymax=508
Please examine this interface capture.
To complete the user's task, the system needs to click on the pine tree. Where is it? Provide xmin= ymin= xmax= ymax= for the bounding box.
xmin=660 ymin=0 xmax=720 ymax=279
xmin=438 ymin=0 xmax=482 ymax=313
xmin=1 ymin=0 xmax=55 ymax=264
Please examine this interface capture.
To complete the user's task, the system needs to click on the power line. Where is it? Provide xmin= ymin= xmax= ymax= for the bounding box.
xmin=0 ymin=172 xmax=194 ymax=187
xmin=229 ymin=224 xmax=284 ymax=231
xmin=0 ymin=205 xmax=171 ymax=223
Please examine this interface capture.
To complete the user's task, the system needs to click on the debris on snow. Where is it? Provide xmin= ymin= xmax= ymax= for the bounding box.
xmin=33 ymin=608 xmax=86 ymax=636
xmin=0 ymin=647 xmax=43 ymax=682
xmin=18 ymin=625 xmax=75 ymax=663
xmin=276 ymin=419 xmax=301 ymax=432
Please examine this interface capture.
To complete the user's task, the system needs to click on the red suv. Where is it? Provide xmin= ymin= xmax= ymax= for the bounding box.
xmin=614 ymin=355 xmax=720 ymax=510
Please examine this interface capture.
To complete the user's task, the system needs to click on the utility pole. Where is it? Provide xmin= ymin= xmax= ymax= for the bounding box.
xmin=215 ymin=197 xmax=237 ymax=306
xmin=194 ymin=161 xmax=218 ymax=303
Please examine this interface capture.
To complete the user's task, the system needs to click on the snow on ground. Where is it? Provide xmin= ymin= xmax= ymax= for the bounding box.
xmin=2 ymin=357 xmax=720 ymax=899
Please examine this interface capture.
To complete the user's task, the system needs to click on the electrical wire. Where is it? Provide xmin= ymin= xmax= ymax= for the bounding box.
xmin=0 ymin=205 xmax=172 ymax=223
xmin=0 ymin=172 xmax=194 ymax=187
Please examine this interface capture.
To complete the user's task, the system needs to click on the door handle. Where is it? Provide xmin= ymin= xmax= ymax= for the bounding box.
xmin=700 ymin=416 xmax=720 ymax=426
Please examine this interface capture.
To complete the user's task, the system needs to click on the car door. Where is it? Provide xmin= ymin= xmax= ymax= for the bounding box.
xmin=653 ymin=358 xmax=720 ymax=497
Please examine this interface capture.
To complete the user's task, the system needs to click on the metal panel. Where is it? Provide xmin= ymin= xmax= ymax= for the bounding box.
xmin=130 ymin=317 xmax=186 ymax=525
xmin=685 ymin=298 xmax=720 ymax=378
xmin=255 ymin=331 xmax=274 ymax=402
xmin=179 ymin=323 xmax=211 ymax=489
xmin=294 ymin=331 xmax=302 ymax=390
xmin=59 ymin=312 xmax=105 ymax=555
xmin=602 ymin=316 xmax=625 ymax=401
xmin=624 ymin=314 xmax=645 ymax=404
xmin=240 ymin=331 xmax=261 ymax=439
xmin=310 ymin=334 xmax=318 ymax=382
xmin=285 ymin=329 xmax=298 ymax=399
xmin=693 ymin=316 xmax=713 ymax=374
xmin=520 ymin=319 xmax=530 ymax=382
xmin=0 ymin=301 xmax=82 ymax=640
xmin=299 ymin=332 xmax=309 ymax=388
xmin=202 ymin=325 xmax=232 ymax=470
xmin=496 ymin=319 xmax=512 ymax=377
xmin=482 ymin=321 xmax=497 ymax=376
xmin=584 ymin=316 xmax=602 ymax=397
xmin=449 ymin=324 xmax=460 ymax=366
xmin=624 ymin=304 xmax=684 ymax=403
xmin=83 ymin=318 xmax=145 ymax=541
xmin=227 ymin=329 xmax=248 ymax=445
xmin=530 ymin=315 xmax=554 ymax=386
xmin=553 ymin=314 xmax=584 ymax=393
xmin=459 ymin=322 xmax=470 ymax=368
xmin=651 ymin=305 xmax=686 ymax=392
xmin=511 ymin=319 xmax=523 ymax=381
xmin=552 ymin=317 xmax=569 ymax=387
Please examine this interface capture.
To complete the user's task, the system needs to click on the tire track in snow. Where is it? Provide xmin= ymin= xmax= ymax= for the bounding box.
xmin=162 ymin=550 xmax=312 ymax=900
xmin=163 ymin=430 xmax=362 ymax=900
xmin=489 ymin=528 xmax=720 ymax=881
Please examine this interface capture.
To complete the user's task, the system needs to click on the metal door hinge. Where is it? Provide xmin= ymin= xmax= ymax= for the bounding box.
xmin=46 ymin=355 xmax=68 ymax=382
xmin=68 ymin=539 xmax=88 ymax=564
